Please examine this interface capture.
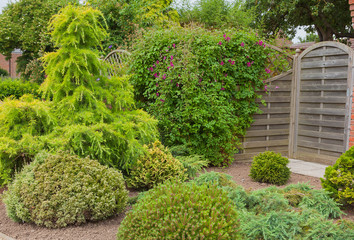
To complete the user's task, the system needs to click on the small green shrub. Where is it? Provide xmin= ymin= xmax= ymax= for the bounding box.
xmin=117 ymin=181 xmax=240 ymax=239
xmin=0 ymin=79 xmax=40 ymax=100
xmin=3 ymin=151 xmax=128 ymax=228
xmin=0 ymin=68 xmax=9 ymax=77
xmin=127 ymin=141 xmax=187 ymax=189
xmin=281 ymin=183 xmax=313 ymax=207
xmin=23 ymin=58 xmax=46 ymax=84
xmin=321 ymin=146 xmax=354 ymax=206
xmin=250 ymin=151 xmax=290 ymax=185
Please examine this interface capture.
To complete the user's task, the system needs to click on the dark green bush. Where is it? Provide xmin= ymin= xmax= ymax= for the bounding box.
xmin=3 ymin=151 xmax=128 ymax=228
xmin=321 ymin=146 xmax=354 ymax=206
xmin=191 ymin=171 xmax=238 ymax=188
xmin=117 ymin=181 xmax=240 ymax=239
xmin=0 ymin=68 xmax=9 ymax=77
xmin=0 ymin=79 xmax=40 ymax=100
xmin=127 ymin=141 xmax=187 ymax=189
xmin=250 ymin=151 xmax=290 ymax=185
xmin=176 ymin=154 xmax=209 ymax=178
xmin=131 ymin=25 xmax=270 ymax=166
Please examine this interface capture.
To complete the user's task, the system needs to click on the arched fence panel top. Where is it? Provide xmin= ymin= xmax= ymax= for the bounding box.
xmin=299 ymin=41 xmax=354 ymax=60
xmin=103 ymin=49 xmax=132 ymax=76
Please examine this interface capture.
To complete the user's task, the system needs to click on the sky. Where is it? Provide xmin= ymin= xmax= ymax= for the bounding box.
xmin=0 ymin=0 xmax=306 ymax=43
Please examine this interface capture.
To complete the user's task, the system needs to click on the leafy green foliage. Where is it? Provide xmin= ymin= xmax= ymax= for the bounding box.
xmin=127 ymin=141 xmax=187 ymax=189
xmin=0 ymin=68 xmax=9 ymax=77
xmin=0 ymin=0 xmax=79 ymax=74
xmin=23 ymin=58 xmax=46 ymax=84
xmin=176 ymin=0 xmax=256 ymax=29
xmin=0 ymin=79 xmax=40 ymax=100
xmin=117 ymin=181 xmax=240 ymax=239
xmin=191 ymin=171 xmax=238 ymax=189
xmin=321 ymin=146 xmax=354 ymax=206
xmin=246 ymin=0 xmax=352 ymax=41
xmin=131 ymin=26 xmax=269 ymax=166
xmin=3 ymin=151 xmax=128 ymax=228
xmin=250 ymin=151 xmax=290 ymax=185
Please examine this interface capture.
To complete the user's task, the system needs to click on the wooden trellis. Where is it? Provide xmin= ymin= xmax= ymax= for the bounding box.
xmin=103 ymin=49 xmax=131 ymax=76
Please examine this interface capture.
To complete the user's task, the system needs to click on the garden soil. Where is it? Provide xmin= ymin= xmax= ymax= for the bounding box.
xmin=0 ymin=161 xmax=353 ymax=240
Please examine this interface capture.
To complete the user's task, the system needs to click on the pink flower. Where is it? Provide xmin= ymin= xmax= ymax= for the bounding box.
xmin=241 ymin=42 xmax=245 ymax=47
xmin=156 ymin=83 xmax=159 ymax=86
xmin=246 ymin=56 xmax=249 ymax=58
xmin=167 ymin=67 xmax=170 ymax=70
xmin=251 ymin=61 xmax=254 ymax=64
xmin=275 ymin=86 xmax=279 ymax=89
xmin=220 ymin=61 xmax=224 ymax=65
xmin=219 ymin=41 xmax=222 ymax=45
xmin=156 ymin=60 xmax=159 ymax=64
xmin=247 ymin=62 xmax=252 ymax=67
xmin=258 ymin=40 xmax=263 ymax=45
xmin=172 ymin=43 xmax=176 ymax=48
xmin=264 ymin=85 xmax=268 ymax=91
xmin=163 ymin=56 xmax=166 ymax=60
xmin=231 ymin=61 xmax=235 ymax=65
xmin=225 ymin=74 xmax=228 ymax=77
xmin=199 ymin=78 xmax=202 ymax=83
xmin=154 ymin=73 xmax=159 ymax=78
xmin=171 ymin=55 xmax=173 ymax=60
xmin=150 ymin=67 xmax=154 ymax=72
xmin=221 ymin=87 xmax=225 ymax=91
xmin=166 ymin=49 xmax=169 ymax=52
xmin=162 ymin=74 xmax=166 ymax=80
xmin=223 ymin=34 xmax=226 ymax=38
xmin=156 ymin=92 xmax=159 ymax=96
xmin=265 ymin=68 xmax=271 ymax=74
xmin=160 ymin=99 xmax=165 ymax=102
xmin=226 ymin=37 xmax=230 ymax=41
xmin=176 ymin=83 xmax=180 ymax=87
xmin=228 ymin=59 xmax=232 ymax=63
xmin=170 ymin=62 xmax=174 ymax=67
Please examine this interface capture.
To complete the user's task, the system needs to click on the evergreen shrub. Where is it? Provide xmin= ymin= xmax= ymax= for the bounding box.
xmin=0 ymin=68 xmax=9 ymax=77
xmin=191 ymin=171 xmax=238 ymax=188
xmin=127 ymin=141 xmax=187 ymax=189
xmin=117 ymin=181 xmax=240 ymax=239
xmin=0 ymin=79 xmax=40 ymax=100
xmin=249 ymin=151 xmax=290 ymax=185
xmin=131 ymin=26 xmax=270 ymax=166
xmin=3 ymin=151 xmax=128 ymax=228
xmin=321 ymin=146 xmax=354 ymax=206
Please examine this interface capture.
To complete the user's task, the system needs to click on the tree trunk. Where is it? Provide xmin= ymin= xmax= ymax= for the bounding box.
xmin=316 ymin=26 xmax=334 ymax=41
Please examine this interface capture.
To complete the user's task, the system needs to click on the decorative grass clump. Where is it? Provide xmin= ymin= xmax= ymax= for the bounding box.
xmin=3 ymin=151 xmax=128 ymax=228
xmin=249 ymin=151 xmax=290 ymax=185
xmin=117 ymin=181 xmax=240 ymax=239
xmin=127 ymin=140 xmax=187 ymax=189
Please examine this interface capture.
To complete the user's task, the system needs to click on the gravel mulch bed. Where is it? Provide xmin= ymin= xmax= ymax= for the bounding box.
xmin=0 ymin=161 xmax=352 ymax=240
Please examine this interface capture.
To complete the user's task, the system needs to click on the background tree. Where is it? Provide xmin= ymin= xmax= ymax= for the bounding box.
xmin=246 ymin=0 xmax=353 ymax=41
xmin=0 ymin=0 xmax=79 ymax=75
xmin=175 ymin=0 xmax=255 ymax=29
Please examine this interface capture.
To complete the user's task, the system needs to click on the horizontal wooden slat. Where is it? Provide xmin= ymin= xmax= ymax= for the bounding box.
xmin=234 ymin=151 xmax=289 ymax=161
xmin=298 ymin=118 xmax=345 ymax=128
xmin=243 ymin=139 xmax=289 ymax=148
xmin=256 ymin=96 xmax=291 ymax=103
xmin=298 ymin=130 xmax=344 ymax=140
xmin=253 ymin=118 xmax=290 ymax=125
xmin=301 ymin=72 xmax=347 ymax=80
xmin=297 ymin=140 xmax=344 ymax=152
xmin=246 ymin=129 xmax=289 ymax=137
xmin=299 ymin=107 xmax=346 ymax=116
xmin=301 ymin=59 xmax=348 ymax=69
xmin=301 ymin=84 xmax=347 ymax=91
xmin=258 ymin=107 xmax=291 ymax=114
xmin=294 ymin=152 xmax=338 ymax=165
xmin=299 ymin=96 xmax=346 ymax=103
xmin=304 ymin=48 xmax=347 ymax=58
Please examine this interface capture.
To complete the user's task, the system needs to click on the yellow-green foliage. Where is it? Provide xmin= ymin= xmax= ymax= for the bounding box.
xmin=250 ymin=151 xmax=290 ymax=185
xmin=0 ymin=94 xmax=55 ymax=140
xmin=117 ymin=181 xmax=240 ymax=239
xmin=127 ymin=141 xmax=187 ymax=189
xmin=321 ymin=146 xmax=354 ymax=206
xmin=3 ymin=151 xmax=128 ymax=228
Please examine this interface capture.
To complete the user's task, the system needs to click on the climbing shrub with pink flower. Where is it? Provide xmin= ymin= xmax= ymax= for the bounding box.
xmin=131 ymin=26 xmax=271 ymax=166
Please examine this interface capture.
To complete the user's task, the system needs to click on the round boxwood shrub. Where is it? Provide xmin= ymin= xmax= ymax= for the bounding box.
xmin=117 ymin=181 xmax=240 ymax=239
xmin=127 ymin=140 xmax=187 ymax=189
xmin=3 ymin=151 xmax=128 ymax=228
xmin=321 ymin=146 xmax=354 ymax=206
xmin=249 ymin=151 xmax=290 ymax=185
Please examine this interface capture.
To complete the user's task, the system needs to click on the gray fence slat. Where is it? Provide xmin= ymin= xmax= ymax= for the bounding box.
xmin=304 ymin=48 xmax=346 ymax=58
xmin=301 ymin=59 xmax=348 ymax=69
xmin=246 ymin=129 xmax=289 ymax=137
xmin=301 ymin=84 xmax=347 ymax=91
xmin=297 ymin=140 xmax=344 ymax=152
xmin=298 ymin=130 xmax=344 ymax=140
xmin=243 ymin=139 xmax=289 ymax=148
xmin=298 ymin=118 xmax=345 ymax=128
xmin=301 ymin=72 xmax=347 ymax=80
xmin=299 ymin=96 xmax=347 ymax=104
xmin=258 ymin=107 xmax=291 ymax=114
xmin=253 ymin=118 xmax=290 ymax=125
xmin=299 ymin=107 xmax=346 ymax=116
xmin=256 ymin=96 xmax=291 ymax=103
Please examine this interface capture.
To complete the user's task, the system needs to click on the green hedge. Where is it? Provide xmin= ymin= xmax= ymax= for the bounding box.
xmin=131 ymin=26 xmax=270 ymax=166
xmin=0 ymin=78 xmax=40 ymax=100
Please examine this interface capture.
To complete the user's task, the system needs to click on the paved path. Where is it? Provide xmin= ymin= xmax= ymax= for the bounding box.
xmin=288 ymin=159 xmax=329 ymax=178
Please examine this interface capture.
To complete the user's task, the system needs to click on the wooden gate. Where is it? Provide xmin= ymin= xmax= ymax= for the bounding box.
xmin=236 ymin=42 xmax=354 ymax=165
xmin=290 ymin=42 xmax=354 ymax=164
